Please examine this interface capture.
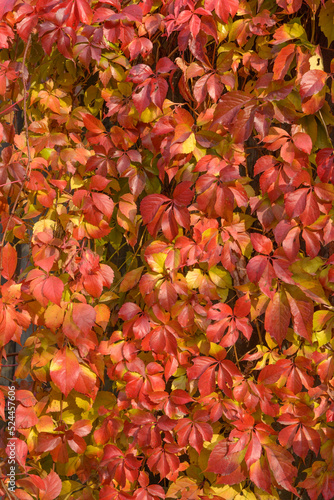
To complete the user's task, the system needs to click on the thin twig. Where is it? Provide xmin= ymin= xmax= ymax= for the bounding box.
xmin=0 ymin=376 xmax=15 ymax=384
xmin=0 ymin=180 xmax=22 ymax=189
xmin=0 ymin=35 xmax=32 ymax=273
xmin=318 ymin=110 xmax=331 ymax=143
xmin=233 ymin=344 xmax=241 ymax=370
xmin=255 ymin=319 xmax=263 ymax=345
xmin=0 ymin=479 xmax=20 ymax=500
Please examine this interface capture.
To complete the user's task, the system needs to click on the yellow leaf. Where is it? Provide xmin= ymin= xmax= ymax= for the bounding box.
xmin=186 ymin=269 xmax=203 ymax=289
xmin=44 ymin=304 xmax=64 ymax=331
xmin=207 ymin=484 xmax=241 ymax=500
xmin=141 ymin=104 xmax=161 ymax=123
xmin=36 ymin=415 xmax=54 ymax=433
xmin=32 ymin=219 xmax=56 ymax=235
xmin=253 ymin=487 xmax=280 ymax=500
xmin=209 ymin=266 xmax=232 ymax=288
xmin=75 ymin=395 xmax=92 ymax=411
xmin=309 ymin=54 xmax=324 ymax=71
xmin=181 ymin=132 xmax=196 ymax=154
xmin=46 ymin=389 xmax=69 ymax=412
xmin=149 ymin=253 xmax=167 ymax=273
xmin=314 ymin=329 xmax=331 ymax=347
xmin=70 ymin=175 xmax=84 ymax=190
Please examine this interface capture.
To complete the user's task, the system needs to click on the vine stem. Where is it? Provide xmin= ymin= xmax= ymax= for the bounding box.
xmin=0 ymin=35 xmax=32 ymax=273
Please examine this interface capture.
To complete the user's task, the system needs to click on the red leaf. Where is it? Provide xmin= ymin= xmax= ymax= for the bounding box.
xmin=258 ymin=359 xmax=291 ymax=385
xmin=264 ymin=443 xmax=298 ymax=494
xmin=151 ymin=78 xmax=168 ymax=110
xmin=194 ymin=74 xmax=210 ymax=104
xmin=273 ymin=44 xmax=295 ymax=80
xmin=205 ymin=0 xmax=239 ymax=23
xmin=40 ymin=470 xmax=62 ymax=500
xmin=156 ymin=57 xmax=176 ymax=74
xmin=302 ymin=228 xmax=321 ymax=258
xmin=36 ymin=433 xmax=62 ymax=453
xmin=207 ymin=73 xmax=225 ymax=102
xmin=119 ymin=302 xmax=142 ymax=320
xmin=300 ymin=70 xmax=327 ymax=99
xmin=72 ymin=302 xmax=96 ymax=334
xmin=250 ymin=233 xmax=273 ymax=254
xmin=244 ymin=433 xmax=262 ymax=468
xmin=83 ymin=274 xmax=103 ymax=298
xmin=250 ymin=457 xmax=272 ymax=493
xmin=1 ymin=243 xmax=17 ymax=280
xmin=207 ymin=434 xmax=249 ymax=475
xmin=16 ymin=390 xmax=37 ymax=407
xmin=316 ymin=149 xmax=334 ymax=183
xmin=120 ymin=267 xmax=144 ymax=293
xmin=82 ymin=113 xmax=105 ymax=134
xmin=42 ymin=276 xmax=64 ymax=306
xmin=140 ymin=194 xmax=169 ymax=224
xmin=293 ymin=132 xmax=312 ymax=154
xmin=293 ymin=425 xmax=320 ymax=460
xmin=67 ymin=433 xmax=87 ymax=453
xmin=284 ymin=188 xmax=308 ymax=219
xmin=286 ymin=291 xmax=313 ymax=341
xmin=278 ymin=422 xmax=298 ymax=449
xmin=74 ymin=0 xmax=93 ymax=24
xmin=50 ymin=348 xmax=80 ymax=397
xmin=264 ymin=289 xmax=291 ymax=346
xmin=0 ymin=0 xmax=16 ymax=19
xmin=158 ymin=281 xmax=177 ymax=311
xmin=234 ymin=294 xmax=251 ymax=317
xmin=173 ymin=182 xmax=194 ymax=206
xmin=299 ymin=192 xmax=319 ymax=227
xmin=127 ymin=64 xmax=153 ymax=83
xmin=213 ymin=91 xmax=252 ymax=126
xmin=15 ymin=404 xmax=38 ymax=428
xmin=92 ymin=192 xmax=115 ymax=219
xmin=6 ymin=439 xmax=28 ymax=469
xmin=71 ymin=419 xmax=92 ymax=437
xmin=282 ymin=226 xmax=300 ymax=261
xmin=13 ymin=439 xmax=28 ymax=469
xmin=128 ymin=37 xmax=153 ymax=61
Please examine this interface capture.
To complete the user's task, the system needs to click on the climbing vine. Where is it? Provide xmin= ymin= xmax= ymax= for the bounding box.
xmin=1 ymin=0 xmax=334 ymax=499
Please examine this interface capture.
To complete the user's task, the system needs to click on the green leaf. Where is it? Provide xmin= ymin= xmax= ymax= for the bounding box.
xmin=319 ymin=2 xmax=334 ymax=45
xmin=283 ymin=22 xmax=307 ymax=41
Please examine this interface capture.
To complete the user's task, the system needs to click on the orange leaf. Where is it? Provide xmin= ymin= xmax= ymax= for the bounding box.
xmin=1 ymin=243 xmax=17 ymax=280
xmin=50 ymin=348 xmax=80 ymax=397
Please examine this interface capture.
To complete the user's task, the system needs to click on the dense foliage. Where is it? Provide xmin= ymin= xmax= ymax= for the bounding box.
xmin=1 ymin=0 xmax=334 ymax=498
